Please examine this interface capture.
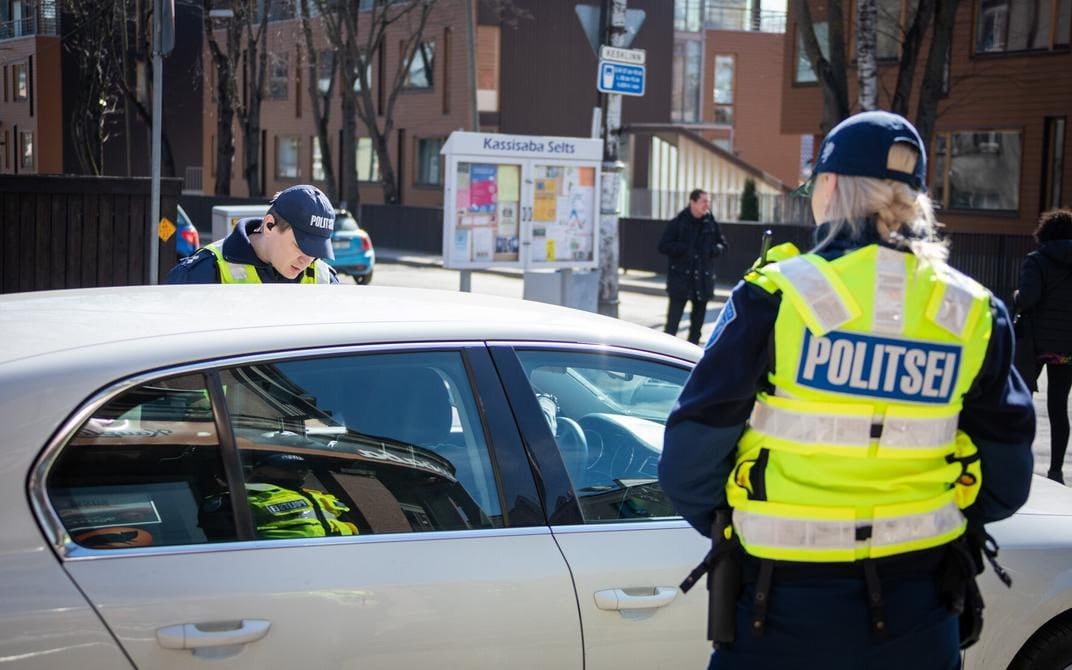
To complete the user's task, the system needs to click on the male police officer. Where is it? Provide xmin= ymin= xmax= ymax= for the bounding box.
xmin=167 ymin=184 xmax=339 ymax=284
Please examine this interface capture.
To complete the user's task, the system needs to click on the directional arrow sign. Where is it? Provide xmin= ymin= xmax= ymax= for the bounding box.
xmin=597 ymin=61 xmax=645 ymax=96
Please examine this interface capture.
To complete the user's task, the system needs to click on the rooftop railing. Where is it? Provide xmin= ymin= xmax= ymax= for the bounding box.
xmin=0 ymin=2 xmax=59 ymax=41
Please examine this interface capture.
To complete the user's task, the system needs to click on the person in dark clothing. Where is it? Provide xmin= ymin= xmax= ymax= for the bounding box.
xmin=659 ymin=189 xmax=728 ymax=345
xmin=167 ymin=185 xmax=339 ymax=284
xmin=1015 ymin=208 xmax=1072 ymax=484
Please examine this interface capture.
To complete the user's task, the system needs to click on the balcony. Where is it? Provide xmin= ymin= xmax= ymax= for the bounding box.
xmin=705 ymin=5 xmax=786 ymax=33
xmin=675 ymin=1 xmax=787 ymax=34
xmin=0 ymin=1 xmax=59 ymax=41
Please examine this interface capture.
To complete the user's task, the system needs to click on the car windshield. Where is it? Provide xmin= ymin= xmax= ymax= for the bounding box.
xmin=334 ymin=215 xmax=359 ymax=232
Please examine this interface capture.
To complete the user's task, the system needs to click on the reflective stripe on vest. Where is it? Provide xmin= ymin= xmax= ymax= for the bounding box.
xmin=732 ymin=497 xmax=965 ymax=562
xmin=750 ymin=397 xmax=960 ymax=453
xmin=772 ymin=256 xmax=859 ymax=335
xmin=201 ymin=239 xmax=330 ymax=284
xmin=873 ymin=246 xmax=907 ymax=335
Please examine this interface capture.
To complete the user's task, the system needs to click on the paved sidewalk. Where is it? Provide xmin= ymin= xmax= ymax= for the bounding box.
xmin=376 ymin=247 xmax=1064 ymax=480
xmin=374 ymin=247 xmax=733 ymax=301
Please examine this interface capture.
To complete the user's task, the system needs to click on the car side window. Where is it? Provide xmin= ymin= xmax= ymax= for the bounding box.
xmin=216 ymin=350 xmax=503 ymax=539
xmin=48 ymin=374 xmax=234 ymax=549
xmin=514 ymin=350 xmax=689 ymax=523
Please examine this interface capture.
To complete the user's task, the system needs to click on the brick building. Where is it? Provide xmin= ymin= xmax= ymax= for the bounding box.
xmin=782 ymin=0 xmax=1071 ymax=234
xmin=0 ymin=0 xmax=62 ymax=175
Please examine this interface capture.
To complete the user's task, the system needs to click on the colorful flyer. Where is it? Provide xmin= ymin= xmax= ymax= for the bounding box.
xmin=534 ymin=178 xmax=558 ymax=222
xmin=469 ymin=164 xmax=498 ymax=210
xmin=497 ymin=164 xmax=520 ymax=202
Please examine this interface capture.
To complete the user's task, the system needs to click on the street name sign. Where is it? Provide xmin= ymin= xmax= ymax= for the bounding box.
xmin=597 ymin=60 xmax=645 ymax=96
xmin=600 ymin=45 xmax=645 ymax=65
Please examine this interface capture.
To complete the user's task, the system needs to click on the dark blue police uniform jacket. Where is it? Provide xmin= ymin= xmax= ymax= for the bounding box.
xmin=166 ymin=218 xmax=339 ymax=285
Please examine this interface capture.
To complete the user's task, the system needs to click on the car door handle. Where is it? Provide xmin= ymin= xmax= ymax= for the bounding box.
xmin=594 ymin=587 xmax=677 ymax=611
xmin=157 ymin=619 xmax=272 ymax=650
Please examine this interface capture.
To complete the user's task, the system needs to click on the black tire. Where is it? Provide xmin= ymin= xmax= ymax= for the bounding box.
xmin=1008 ymin=620 xmax=1072 ymax=670
xmin=355 ymin=270 xmax=372 ymax=285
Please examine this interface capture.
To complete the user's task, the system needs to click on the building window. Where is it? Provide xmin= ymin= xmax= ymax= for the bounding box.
xmin=672 ymin=39 xmax=702 ymax=123
xmin=1043 ymin=117 xmax=1066 ymax=212
xmin=675 ymin=0 xmax=704 ymax=31
xmin=268 ymin=52 xmax=289 ymax=100
xmin=975 ymin=0 xmax=1071 ymax=52
xmin=713 ymin=54 xmax=734 ymax=126
xmin=13 ymin=63 xmax=28 ymax=101
xmin=416 ymin=138 xmax=444 ymax=185
xmin=930 ymin=130 xmax=1022 ymax=211
xmin=312 ymin=136 xmax=326 ymax=182
xmin=357 ymin=137 xmax=380 ymax=182
xmin=317 ymin=50 xmax=335 ymax=94
xmin=795 ymin=22 xmax=829 ymax=83
xmin=404 ymin=41 xmax=435 ymax=89
xmin=876 ymin=0 xmax=918 ymax=59
xmin=275 ymin=135 xmax=300 ymax=179
xmin=352 ymin=56 xmax=372 ymax=93
xmin=476 ymin=25 xmax=500 ymax=113
xmin=19 ymin=131 xmax=33 ymax=169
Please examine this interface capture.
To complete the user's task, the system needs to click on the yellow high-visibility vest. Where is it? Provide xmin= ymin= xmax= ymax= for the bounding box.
xmin=246 ymin=483 xmax=358 ymax=538
xmin=730 ymin=243 xmax=992 ymax=562
xmin=202 ymin=239 xmax=333 ymax=284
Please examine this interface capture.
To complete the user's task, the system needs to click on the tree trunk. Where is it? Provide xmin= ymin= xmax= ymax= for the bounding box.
xmin=298 ymin=0 xmax=338 ymax=203
xmin=795 ymin=0 xmax=850 ymax=133
xmin=891 ymin=0 xmax=935 ymax=116
xmin=241 ymin=4 xmax=270 ymax=197
xmin=340 ymin=82 xmax=360 ymax=209
xmin=214 ymin=62 xmax=236 ymax=195
xmin=204 ymin=0 xmax=240 ymax=195
xmin=915 ymin=0 xmax=958 ymax=151
xmin=856 ymin=0 xmax=878 ymax=111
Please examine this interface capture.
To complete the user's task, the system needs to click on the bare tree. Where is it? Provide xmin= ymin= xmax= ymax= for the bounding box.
xmin=239 ymin=0 xmax=271 ymax=197
xmin=889 ymin=0 xmax=936 ymax=115
xmin=297 ymin=0 xmax=339 ymax=202
xmin=62 ymin=0 xmax=123 ymax=174
xmin=856 ymin=0 xmax=878 ymax=111
xmin=795 ymin=0 xmax=850 ymax=133
xmin=914 ymin=0 xmax=959 ymax=150
xmin=312 ymin=0 xmax=438 ymax=205
xmin=202 ymin=0 xmax=242 ymax=195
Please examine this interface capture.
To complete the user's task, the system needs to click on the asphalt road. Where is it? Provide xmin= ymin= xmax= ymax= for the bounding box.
xmin=351 ymin=261 xmax=719 ymax=338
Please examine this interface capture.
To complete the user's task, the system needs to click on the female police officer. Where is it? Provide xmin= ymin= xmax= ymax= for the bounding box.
xmin=659 ymin=111 xmax=1035 ymax=669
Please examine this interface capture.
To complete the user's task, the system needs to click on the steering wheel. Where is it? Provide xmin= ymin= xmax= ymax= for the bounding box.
xmin=555 ymin=416 xmax=590 ymax=487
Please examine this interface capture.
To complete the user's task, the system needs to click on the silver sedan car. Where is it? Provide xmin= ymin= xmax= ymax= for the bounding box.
xmin=1 ymin=285 xmax=1069 ymax=669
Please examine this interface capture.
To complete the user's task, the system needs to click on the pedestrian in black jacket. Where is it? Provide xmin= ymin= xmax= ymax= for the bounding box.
xmin=658 ymin=189 xmax=727 ymax=345
xmin=1016 ymin=208 xmax=1072 ymax=484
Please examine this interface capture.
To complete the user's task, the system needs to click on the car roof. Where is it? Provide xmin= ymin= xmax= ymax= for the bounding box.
xmin=0 ymin=285 xmax=700 ymax=371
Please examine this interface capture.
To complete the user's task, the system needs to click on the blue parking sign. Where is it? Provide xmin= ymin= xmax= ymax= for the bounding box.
xmin=597 ymin=61 xmax=645 ymax=96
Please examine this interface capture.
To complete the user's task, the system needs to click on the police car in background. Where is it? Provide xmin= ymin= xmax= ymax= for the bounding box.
xmin=329 ymin=209 xmax=375 ymax=284
xmin=1 ymin=285 xmax=1070 ymax=670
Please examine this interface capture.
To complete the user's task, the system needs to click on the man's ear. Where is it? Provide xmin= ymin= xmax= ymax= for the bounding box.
xmin=263 ymin=213 xmax=276 ymax=231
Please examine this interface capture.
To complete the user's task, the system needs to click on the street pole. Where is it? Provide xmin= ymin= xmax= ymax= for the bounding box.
xmin=149 ymin=0 xmax=164 ymax=284
xmin=598 ymin=0 xmax=626 ymax=318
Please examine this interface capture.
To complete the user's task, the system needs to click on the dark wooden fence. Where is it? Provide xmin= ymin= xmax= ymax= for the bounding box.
xmin=1 ymin=176 xmax=181 ymax=293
